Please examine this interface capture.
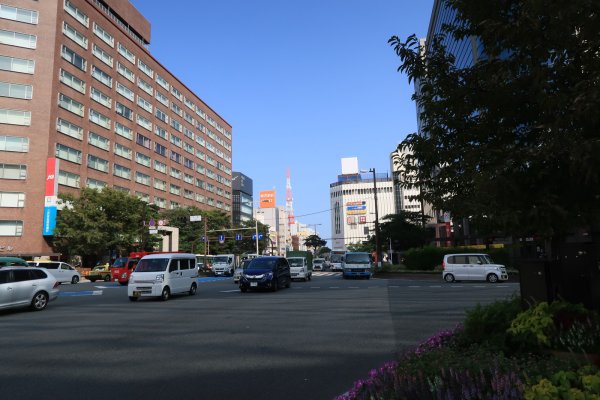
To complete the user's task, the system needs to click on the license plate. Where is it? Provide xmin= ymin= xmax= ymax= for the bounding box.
xmin=132 ymin=291 xmax=140 ymax=297
xmin=250 ymin=282 xmax=257 ymax=287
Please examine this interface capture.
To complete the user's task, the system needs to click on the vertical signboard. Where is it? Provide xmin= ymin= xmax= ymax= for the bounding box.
xmin=43 ymin=158 xmax=60 ymax=236
xmin=259 ymin=190 xmax=276 ymax=208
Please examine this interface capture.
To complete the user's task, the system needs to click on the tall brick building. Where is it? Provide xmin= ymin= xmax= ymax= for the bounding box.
xmin=0 ymin=0 xmax=232 ymax=257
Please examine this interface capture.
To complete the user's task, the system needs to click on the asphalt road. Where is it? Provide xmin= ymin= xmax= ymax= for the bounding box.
xmin=0 ymin=272 xmax=518 ymax=400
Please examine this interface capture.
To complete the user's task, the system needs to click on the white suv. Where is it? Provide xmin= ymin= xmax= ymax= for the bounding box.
xmin=442 ymin=253 xmax=508 ymax=283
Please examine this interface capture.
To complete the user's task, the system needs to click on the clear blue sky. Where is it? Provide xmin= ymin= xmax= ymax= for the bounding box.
xmin=129 ymin=0 xmax=433 ymax=246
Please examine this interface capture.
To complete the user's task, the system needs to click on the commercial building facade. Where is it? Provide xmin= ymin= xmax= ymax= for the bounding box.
xmin=0 ymin=0 xmax=232 ymax=257
xmin=232 ymin=172 xmax=253 ymax=226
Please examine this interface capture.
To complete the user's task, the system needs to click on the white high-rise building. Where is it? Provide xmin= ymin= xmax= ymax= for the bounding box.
xmin=329 ymin=158 xmax=395 ymax=251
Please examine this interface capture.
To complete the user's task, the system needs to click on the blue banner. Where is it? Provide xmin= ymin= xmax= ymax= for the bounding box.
xmin=42 ymin=206 xmax=57 ymax=236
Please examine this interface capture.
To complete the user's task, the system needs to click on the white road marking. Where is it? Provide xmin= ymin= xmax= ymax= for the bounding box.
xmin=220 ymin=290 xmax=240 ymax=293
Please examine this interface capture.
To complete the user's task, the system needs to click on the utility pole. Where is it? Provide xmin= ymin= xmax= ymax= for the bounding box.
xmin=362 ymin=168 xmax=381 ymax=268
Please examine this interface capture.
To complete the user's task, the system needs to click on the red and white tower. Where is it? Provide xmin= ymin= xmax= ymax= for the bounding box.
xmin=286 ymin=168 xmax=295 ymax=225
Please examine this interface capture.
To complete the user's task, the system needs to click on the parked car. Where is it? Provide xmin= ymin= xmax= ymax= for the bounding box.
xmin=239 ymin=256 xmax=291 ymax=292
xmin=128 ymin=253 xmax=198 ymax=301
xmin=313 ymin=258 xmax=325 ymax=271
xmin=84 ymin=265 xmax=111 ymax=282
xmin=442 ymin=253 xmax=508 ymax=283
xmin=0 ymin=266 xmax=60 ymax=311
xmin=27 ymin=261 xmax=81 ymax=284
xmin=0 ymin=257 xmax=29 ymax=267
xmin=234 ymin=259 xmax=252 ymax=284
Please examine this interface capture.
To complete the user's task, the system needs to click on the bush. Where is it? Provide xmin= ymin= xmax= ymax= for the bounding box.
xmin=525 ymin=366 xmax=600 ymax=400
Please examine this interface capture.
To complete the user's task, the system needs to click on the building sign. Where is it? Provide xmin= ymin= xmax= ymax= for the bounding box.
xmin=42 ymin=158 xmax=59 ymax=236
xmin=259 ymin=190 xmax=276 ymax=208
xmin=346 ymin=201 xmax=367 ymax=215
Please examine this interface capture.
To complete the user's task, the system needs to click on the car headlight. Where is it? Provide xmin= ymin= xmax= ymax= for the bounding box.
xmin=266 ymin=272 xmax=273 ymax=279
xmin=156 ymin=274 xmax=164 ymax=282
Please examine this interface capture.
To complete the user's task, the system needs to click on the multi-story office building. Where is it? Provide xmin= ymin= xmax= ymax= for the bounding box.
xmin=232 ymin=172 xmax=253 ymax=226
xmin=329 ymin=158 xmax=394 ymax=251
xmin=0 ymin=0 xmax=232 ymax=258
xmin=389 ymin=146 xmax=422 ymax=214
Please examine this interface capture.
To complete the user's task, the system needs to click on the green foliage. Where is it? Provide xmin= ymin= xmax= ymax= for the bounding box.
xmin=455 ymin=297 xmax=522 ymax=353
xmin=378 ymin=212 xmax=434 ymax=251
xmin=304 ymin=234 xmax=326 ymax=252
xmin=53 ymin=188 xmax=159 ymax=265
xmin=347 ymin=241 xmax=372 ymax=253
xmin=401 ymin=245 xmax=513 ymax=270
xmin=317 ymin=246 xmax=331 ymax=256
xmin=525 ymin=366 xmax=600 ymax=400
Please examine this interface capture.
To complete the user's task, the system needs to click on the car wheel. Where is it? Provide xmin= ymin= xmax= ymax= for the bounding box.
xmin=89 ymin=278 xmax=96 ymax=282
xmin=71 ymin=275 xmax=80 ymax=284
xmin=308 ymin=274 xmax=312 ymax=281
xmin=31 ymin=291 xmax=49 ymax=311
xmin=189 ymin=283 xmax=197 ymax=296
xmin=161 ymin=287 xmax=170 ymax=301
xmin=444 ymin=273 xmax=455 ymax=283
xmin=487 ymin=273 xmax=499 ymax=283
xmin=366 ymin=275 xmax=371 ymax=280
xmin=285 ymin=278 xmax=291 ymax=288
xmin=103 ymin=275 xmax=110 ymax=282
xmin=128 ymin=296 xmax=138 ymax=302
xmin=271 ymin=278 xmax=278 ymax=292
xmin=240 ymin=286 xmax=247 ymax=293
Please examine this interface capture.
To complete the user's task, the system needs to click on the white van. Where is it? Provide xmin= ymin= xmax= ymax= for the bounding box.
xmin=128 ymin=253 xmax=198 ymax=301
xmin=442 ymin=253 xmax=508 ymax=283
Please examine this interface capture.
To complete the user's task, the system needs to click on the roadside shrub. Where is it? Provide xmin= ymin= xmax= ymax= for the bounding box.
xmin=402 ymin=246 xmax=447 ymax=270
xmin=524 ymin=366 xmax=600 ymax=400
xmin=454 ymin=296 xmax=523 ymax=353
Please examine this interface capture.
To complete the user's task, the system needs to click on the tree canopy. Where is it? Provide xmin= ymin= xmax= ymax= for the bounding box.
xmin=389 ymin=0 xmax=600 ymax=244
xmin=53 ymin=188 xmax=159 ymax=265
xmin=304 ymin=234 xmax=327 ymax=253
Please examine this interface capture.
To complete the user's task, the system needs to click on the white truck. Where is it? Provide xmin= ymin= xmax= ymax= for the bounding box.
xmin=342 ymin=251 xmax=373 ymax=279
xmin=212 ymin=254 xmax=236 ymax=277
xmin=287 ymin=256 xmax=312 ymax=281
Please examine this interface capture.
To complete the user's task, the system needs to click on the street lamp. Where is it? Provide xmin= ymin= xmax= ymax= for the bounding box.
xmin=309 ymin=223 xmax=322 ymax=236
xmin=361 ymin=168 xmax=381 ymax=268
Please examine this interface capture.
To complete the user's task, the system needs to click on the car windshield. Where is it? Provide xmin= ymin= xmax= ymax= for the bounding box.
xmin=314 ymin=259 xmax=323 ymax=264
xmin=482 ymin=255 xmax=494 ymax=264
xmin=112 ymin=257 xmax=128 ymax=268
xmin=345 ymin=253 xmax=370 ymax=264
xmin=213 ymin=256 xmax=230 ymax=263
xmin=135 ymin=258 xmax=169 ymax=272
xmin=247 ymin=258 xmax=276 ymax=270
xmin=331 ymin=254 xmax=344 ymax=263
xmin=288 ymin=258 xmax=303 ymax=267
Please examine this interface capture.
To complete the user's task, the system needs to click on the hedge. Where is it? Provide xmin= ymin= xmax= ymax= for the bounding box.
xmin=402 ymin=246 xmax=514 ymax=271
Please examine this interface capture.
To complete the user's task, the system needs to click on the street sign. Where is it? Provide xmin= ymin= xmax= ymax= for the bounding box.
xmin=149 ymin=229 xmax=158 ymax=234
xmin=201 ymin=236 xmax=206 ymax=242
xmin=218 ymin=234 xmax=225 ymax=244
xmin=235 ymin=234 xmax=242 ymax=241
xmin=190 ymin=215 xmax=202 ymax=222
xmin=252 ymin=234 xmax=256 ymax=240
xmin=259 ymin=234 xmax=264 ymax=240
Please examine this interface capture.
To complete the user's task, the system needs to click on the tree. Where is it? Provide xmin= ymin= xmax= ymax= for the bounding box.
xmin=304 ymin=234 xmax=327 ymax=254
xmin=378 ymin=212 xmax=435 ymax=252
xmin=389 ymin=0 xmax=600 ymax=255
xmin=317 ymin=246 xmax=332 ymax=257
xmin=53 ymin=188 xmax=160 ymax=266
xmin=347 ymin=241 xmax=372 ymax=253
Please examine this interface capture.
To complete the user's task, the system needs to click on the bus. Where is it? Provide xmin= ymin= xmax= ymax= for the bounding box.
xmin=330 ymin=250 xmax=346 ymax=272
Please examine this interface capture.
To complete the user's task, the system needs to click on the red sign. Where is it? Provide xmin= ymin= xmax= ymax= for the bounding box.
xmin=45 ymin=158 xmax=59 ymax=196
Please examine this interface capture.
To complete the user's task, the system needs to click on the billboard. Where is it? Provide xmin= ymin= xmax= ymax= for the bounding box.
xmin=259 ymin=190 xmax=276 ymax=208
xmin=43 ymin=158 xmax=59 ymax=236
xmin=346 ymin=200 xmax=366 ymax=215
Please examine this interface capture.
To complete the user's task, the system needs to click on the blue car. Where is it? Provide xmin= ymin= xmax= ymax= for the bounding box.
xmin=239 ymin=256 xmax=291 ymax=292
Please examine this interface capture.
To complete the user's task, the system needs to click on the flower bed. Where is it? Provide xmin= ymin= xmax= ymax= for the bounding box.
xmin=337 ymin=298 xmax=600 ymax=399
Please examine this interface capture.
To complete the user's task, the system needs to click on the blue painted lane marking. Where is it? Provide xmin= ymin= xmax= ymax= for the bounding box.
xmin=59 ymin=290 xmax=103 ymax=297
xmin=197 ymin=277 xmax=231 ymax=283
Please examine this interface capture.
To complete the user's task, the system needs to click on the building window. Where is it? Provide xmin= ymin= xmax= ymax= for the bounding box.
xmin=62 ymin=21 xmax=87 ymax=49
xmin=0 ymin=136 xmax=28 ymax=152
xmin=0 ymin=163 xmax=26 ymax=179
xmin=137 ymin=59 xmax=153 ymax=78
xmin=91 ymin=65 xmax=112 ymax=88
xmin=136 ymin=115 xmax=152 ymax=131
xmin=183 ymin=189 xmax=194 ymax=200
xmin=170 ymin=151 xmax=181 ymax=164
xmin=90 ymin=87 xmax=112 ymax=108
xmin=137 ymin=95 xmax=152 ymax=113
xmin=0 ymin=4 xmax=38 ymax=24
xmin=170 ymin=118 xmax=182 ymax=132
xmin=59 ymin=69 xmax=85 ymax=93
xmin=169 ymin=134 xmax=182 ymax=148
xmin=154 ymin=142 xmax=166 ymax=157
xmin=64 ymin=0 xmax=88 ymax=27
xmin=0 ymin=108 xmax=31 ymax=126
xmin=0 ymin=81 xmax=32 ymax=99
xmin=89 ymin=109 xmax=111 ymax=129
xmin=155 ymin=90 xmax=168 ymax=106
xmin=155 ymin=74 xmax=169 ymax=90
xmin=58 ymin=170 xmax=80 ymax=188
xmin=153 ymin=160 xmax=167 ymax=174
xmin=136 ymin=191 xmax=150 ymax=202
xmin=116 ymin=82 xmax=134 ymax=101
xmin=59 ymin=93 xmax=84 ymax=116
xmin=87 ymin=154 xmax=109 ymax=173
xmin=154 ymin=196 xmax=166 ymax=209
xmin=114 ymin=143 xmax=132 ymax=160
xmin=0 ymin=220 xmax=23 ymax=236
xmin=136 ymin=133 xmax=151 ymax=149
xmin=153 ymin=178 xmax=166 ymax=191
xmin=86 ymin=178 xmax=106 ymax=189
xmin=115 ymin=102 xmax=133 ymax=121
xmin=55 ymin=143 xmax=82 ymax=164
xmin=117 ymin=62 xmax=134 ymax=82
xmin=137 ymin=78 xmax=153 ymax=96
xmin=171 ymin=102 xmax=183 ymax=117
xmin=135 ymin=152 xmax=151 ymax=167
xmin=88 ymin=131 xmax=110 ymax=151
xmin=117 ymin=42 xmax=135 ymax=64
xmin=92 ymin=44 xmax=113 ymax=67
xmin=170 ymin=184 xmax=181 ymax=196
xmin=184 ymin=157 xmax=194 ymax=170
xmin=93 ymin=22 xmax=114 ymax=47
xmin=0 ymin=55 xmax=34 ymax=74
xmin=113 ymin=164 xmax=131 ymax=180
xmin=135 ymin=171 xmax=150 ymax=186
xmin=0 ymin=28 xmax=36 ymax=49
xmin=115 ymin=121 xmax=132 ymax=140
xmin=184 ymin=173 xmax=194 ymax=184
xmin=61 ymin=45 xmax=86 ymax=71
xmin=183 ymin=142 xmax=194 ymax=155
xmin=171 ymin=86 xmax=183 ymax=101
xmin=57 ymin=118 xmax=83 ymax=140
xmin=0 ymin=192 xmax=25 ymax=208
xmin=170 ymin=167 xmax=182 ymax=180
xmin=154 ymin=125 xmax=167 ymax=140
xmin=183 ymin=127 xmax=194 ymax=141
xmin=155 ymin=108 xmax=168 ymax=123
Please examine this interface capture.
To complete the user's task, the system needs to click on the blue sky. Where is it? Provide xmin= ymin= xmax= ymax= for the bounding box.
xmin=129 ymin=0 xmax=433 ymax=245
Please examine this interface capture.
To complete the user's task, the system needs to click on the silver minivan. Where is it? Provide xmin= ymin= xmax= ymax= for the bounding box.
xmin=442 ymin=253 xmax=508 ymax=283
xmin=128 ymin=253 xmax=198 ymax=301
